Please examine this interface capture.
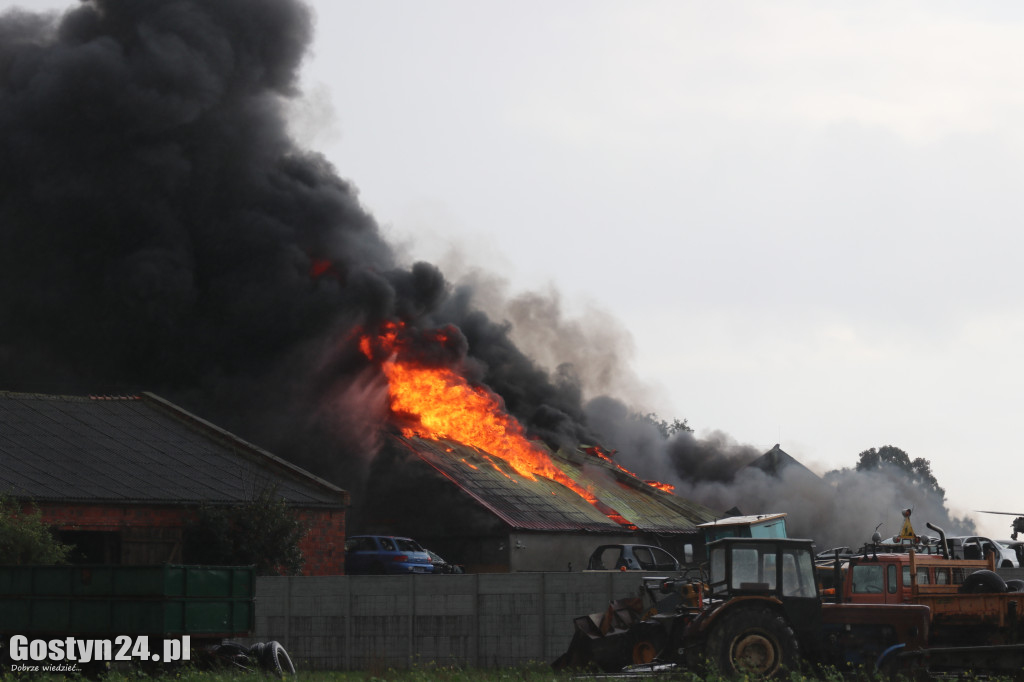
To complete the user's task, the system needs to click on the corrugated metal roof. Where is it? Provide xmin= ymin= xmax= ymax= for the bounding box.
xmin=399 ymin=435 xmax=718 ymax=533
xmin=0 ymin=391 xmax=348 ymax=508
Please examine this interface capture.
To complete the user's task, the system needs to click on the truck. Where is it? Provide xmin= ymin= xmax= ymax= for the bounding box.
xmin=0 ymin=564 xmax=293 ymax=676
xmin=553 ymin=535 xmax=1024 ymax=677
xmin=828 ymin=523 xmax=1024 ymax=647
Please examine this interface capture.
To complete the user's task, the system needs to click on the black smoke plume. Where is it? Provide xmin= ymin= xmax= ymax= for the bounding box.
xmin=0 ymin=0 xmax=597 ymax=501
xmin=0 ymin=0 xmax=977 ymax=545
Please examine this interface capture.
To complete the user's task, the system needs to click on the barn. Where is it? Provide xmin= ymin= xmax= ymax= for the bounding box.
xmin=0 ymin=391 xmax=349 ymax=574
xmin=356 ymin=434 xmax=721 ymax=572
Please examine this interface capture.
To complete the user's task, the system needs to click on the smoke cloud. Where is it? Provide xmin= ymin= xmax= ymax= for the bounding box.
xmin=0 ymin=0 xmax=976 ymax=546
xmin=586 ymin=402 xmax=975 ymax=548
xmin=0 ymin=0 xmax=604 ymax=497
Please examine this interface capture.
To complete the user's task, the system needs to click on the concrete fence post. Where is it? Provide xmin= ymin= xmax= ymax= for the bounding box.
xmin=539 ymin=573 xmax=547 ymax=661
xmin=408 ymin=575 xmax=416 ymax=666
xmin=344 ymin=575 xmax=352 ymax=671
xmin=284 ymin=576 xmax=292 ymax=648
xmin=474 ymin=573 xmax=481 ymax=668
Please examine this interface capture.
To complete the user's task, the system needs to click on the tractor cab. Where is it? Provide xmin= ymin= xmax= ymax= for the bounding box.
xmin=701 ymin=537 xmax=824 ymax=659
xmin=707 ymin=537 xmax=819 ymax=599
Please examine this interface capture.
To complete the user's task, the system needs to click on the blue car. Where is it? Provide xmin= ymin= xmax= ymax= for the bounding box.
xmin=344 ymin=535 xmax=434 ymax=574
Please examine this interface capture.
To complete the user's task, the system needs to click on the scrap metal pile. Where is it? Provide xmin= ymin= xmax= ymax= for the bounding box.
xmin=554 ymin=523 xmax=1024 ymax=678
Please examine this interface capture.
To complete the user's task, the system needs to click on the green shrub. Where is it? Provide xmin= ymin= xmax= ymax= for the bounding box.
xmin=0 ymin=496 xmax=69 ymax=564
xmin=184 ymin=486 xmax=308 ymax=575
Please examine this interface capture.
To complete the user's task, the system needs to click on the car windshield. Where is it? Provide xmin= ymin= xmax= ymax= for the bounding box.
xmin=396 ymin=538 xmax=423 ymax=552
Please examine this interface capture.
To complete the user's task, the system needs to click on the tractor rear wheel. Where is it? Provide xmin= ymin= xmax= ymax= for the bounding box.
xmin=705 ymin=606 xmax=799 ymax=678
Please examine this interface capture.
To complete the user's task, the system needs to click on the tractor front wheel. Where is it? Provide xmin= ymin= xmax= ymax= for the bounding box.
xmin=705 ymin=606 xmax=799 ymax=678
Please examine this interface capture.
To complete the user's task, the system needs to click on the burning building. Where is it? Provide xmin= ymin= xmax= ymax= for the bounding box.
xmin=358 ymin=435 xmax=719 ymax=572
xmin=349 ymin=323 xmax=721 ymax=572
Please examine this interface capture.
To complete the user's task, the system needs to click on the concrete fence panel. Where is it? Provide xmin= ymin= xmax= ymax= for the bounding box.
xmin=249 ymin=572 xmax=658 ymax=670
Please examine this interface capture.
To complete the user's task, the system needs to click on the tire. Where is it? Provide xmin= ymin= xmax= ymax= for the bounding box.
xmin=1007 ymin=579 xmax=1024 ymax=592
xmin=705 ymin=606 xmax=799 ymax=678
xmin=208 ymin=641 xmax=256 ymax=672
xmin=958 ymin=569 xmax=1007 ymax=594
xmin=259 ymin=641 xmax=296 ymax=677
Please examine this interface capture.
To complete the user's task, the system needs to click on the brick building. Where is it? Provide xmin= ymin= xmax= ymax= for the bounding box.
xmin=0 ymin=391 xmax=348 ymax=574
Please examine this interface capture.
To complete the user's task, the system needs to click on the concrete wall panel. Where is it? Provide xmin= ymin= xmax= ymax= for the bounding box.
xmin=251 ymin=571 xmax=667 ymax=670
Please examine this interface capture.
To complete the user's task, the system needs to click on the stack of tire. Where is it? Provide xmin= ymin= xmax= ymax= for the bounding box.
xmin=208 ymin=641 xmax=296 ymax=676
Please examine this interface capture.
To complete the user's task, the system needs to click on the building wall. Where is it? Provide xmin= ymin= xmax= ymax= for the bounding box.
xmin=34 ymin=501 xmax=346 ymax=575
xmin=507 ymin=531 xmax=637 ymax=572
xmin=505 ymin=532 xmax=700 ymax=572
xmin=296 ymin=508 xmax=346 ymax=575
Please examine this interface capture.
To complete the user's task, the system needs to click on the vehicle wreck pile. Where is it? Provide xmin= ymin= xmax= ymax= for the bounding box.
xmin=553 ymin=513 xmax=1024 ymax=678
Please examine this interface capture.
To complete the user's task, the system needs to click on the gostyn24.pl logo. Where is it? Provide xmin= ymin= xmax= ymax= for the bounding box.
xmin=4 ymin=635 xmax=191 ymax=670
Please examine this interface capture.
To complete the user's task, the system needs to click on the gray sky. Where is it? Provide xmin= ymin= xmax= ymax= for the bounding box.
xmin=8 ymin=0 xmax=1024 ymax=539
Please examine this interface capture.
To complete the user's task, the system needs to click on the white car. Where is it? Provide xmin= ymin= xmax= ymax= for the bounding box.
xmin=946 ymin=535 xmax=1020 ymax=568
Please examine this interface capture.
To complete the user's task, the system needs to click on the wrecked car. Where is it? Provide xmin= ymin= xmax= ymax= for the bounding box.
xmin=585 ymin=544 xmax=680 ymax=572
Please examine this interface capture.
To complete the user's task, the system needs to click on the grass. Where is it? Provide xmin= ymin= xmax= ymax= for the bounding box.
xmin=0 ymin=663 xmax=1016 ymax=682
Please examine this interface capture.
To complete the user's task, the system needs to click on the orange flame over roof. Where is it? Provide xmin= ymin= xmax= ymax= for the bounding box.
xmin=584 ymin=445 xmax=676 ymax=495
xmin=361 ymin=322 xmax=636 ymax=528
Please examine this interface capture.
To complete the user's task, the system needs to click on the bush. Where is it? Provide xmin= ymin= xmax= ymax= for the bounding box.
xmin=0 ymin=497 xmax=70 ymax=564
xmin=184 ymin=486 xmax=308 ymax=575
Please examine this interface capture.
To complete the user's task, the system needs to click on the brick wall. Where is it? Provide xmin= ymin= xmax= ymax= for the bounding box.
xmin=297 ymin=509 xmax=346 ymax=575
xmin=32 ymin=502 xmax=345 ymax=575
xmin=36 ymin=502 xmax=188 ymax=530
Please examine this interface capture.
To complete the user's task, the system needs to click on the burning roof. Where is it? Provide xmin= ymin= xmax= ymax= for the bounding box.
xmin=396 ymin=435 xmax=718 ymax=534
xmin=355 ymin=322 xmax=719 ymax=534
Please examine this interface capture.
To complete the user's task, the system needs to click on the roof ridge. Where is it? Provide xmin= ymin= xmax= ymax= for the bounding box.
xmin=140 ymin=392 xmax=349 ymax=502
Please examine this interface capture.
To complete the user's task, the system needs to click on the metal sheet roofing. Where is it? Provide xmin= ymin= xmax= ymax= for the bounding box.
xmin=399 ymin=435 xmax=719 ymax=533
xmin=0 ymin=391 xmax=347 ymax=507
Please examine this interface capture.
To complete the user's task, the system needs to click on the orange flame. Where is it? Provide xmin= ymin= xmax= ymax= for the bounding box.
xmin=362 ymin=322 xmax=636 ymax=528
xmin=584 ymin=445 xmax=676 ymax=494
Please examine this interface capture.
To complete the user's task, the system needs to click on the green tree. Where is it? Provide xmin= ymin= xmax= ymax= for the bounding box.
xmin=0 ymin=497 xmax=70 ymax=564
xmin=636 ymin=412 xmax=693 ymax=438
xmin=184 ymin=487 xmax=308 ymax=576
xmin=855 ymin=445 xmax=946 ymax=499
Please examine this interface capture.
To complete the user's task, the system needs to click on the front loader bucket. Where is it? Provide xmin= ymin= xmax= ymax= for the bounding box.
xmin=552 ymin=597 xmax=646 ymax=672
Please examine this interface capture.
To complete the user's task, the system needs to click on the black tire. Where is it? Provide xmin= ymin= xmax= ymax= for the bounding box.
xmin=260 ymin=641 xmax=296 ymax=677
xmin=705 ymin=606 xmax=799 ymax=678
xmin=207 ymin=641 xmax=256 ymax=672
xmin=958 ymin=569 xmax=1007 ymax=594
xmin=1007 ymin=579 xmax=1024 ymax=592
